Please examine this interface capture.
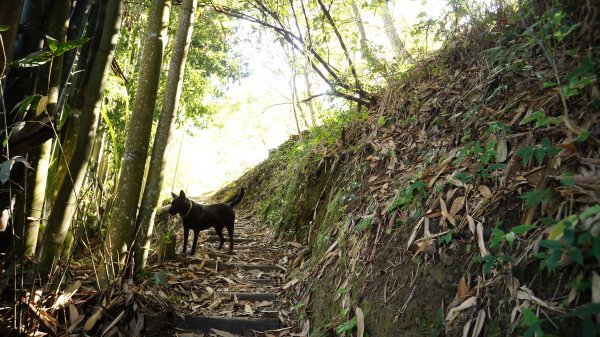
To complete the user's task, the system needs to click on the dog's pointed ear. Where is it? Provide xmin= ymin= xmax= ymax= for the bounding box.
xmin=171 ymin=192 xmax=177 ymax=198
xmin=179 ymin=190 xmax=186 ymax=198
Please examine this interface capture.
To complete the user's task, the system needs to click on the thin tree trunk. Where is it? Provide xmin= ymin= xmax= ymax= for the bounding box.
xmin=350 ymin=0 xmax=388 ymax=83
xmin=0 ymin=0 xmax=25 ymax=73
xmin=135 ymin=0 xmax=197 ymax=273
xmin=303 ymin=60 xmax=317 ymax=127
xmin=105 ymin=0 xmax=171 ymax=275
xmin=38 ymin=0 xmax=124 ymax=275
xmin=15 ymin=0 xmax=71 ymax=257
xmin=378 ymin=0 xmax=412 ymax=63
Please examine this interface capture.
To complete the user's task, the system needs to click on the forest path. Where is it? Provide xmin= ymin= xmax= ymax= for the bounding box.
xmin=156 ymin=213 xmax=302 ymax=337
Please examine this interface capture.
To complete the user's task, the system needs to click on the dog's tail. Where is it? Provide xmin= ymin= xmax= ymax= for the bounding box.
xmin=228 ymin=188 xmax=245 ymax=207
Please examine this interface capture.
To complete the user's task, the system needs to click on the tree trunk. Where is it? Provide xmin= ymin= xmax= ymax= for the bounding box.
xmin=105 ymin=0 xmax=171 ymax=275
xmin=351 ymin=0 xmax=388 ymax=83
xmin=377 ymin=0 xmax=412 ymax=63
xmin=37 ymin=0 xmax=124 ymax=275
xmin=15 ymin=0 xmax=71 ymax=256
xmin=0 ymin=0 xmax=25 ymax=72
xmin=134 ymin=0 xmax=197 ymax=274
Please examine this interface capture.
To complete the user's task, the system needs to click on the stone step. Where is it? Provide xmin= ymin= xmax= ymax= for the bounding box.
xmin=218 ymin=292 xmax=277 ymax=301
xmin=176 ymin=316 xmax=280 ymax=334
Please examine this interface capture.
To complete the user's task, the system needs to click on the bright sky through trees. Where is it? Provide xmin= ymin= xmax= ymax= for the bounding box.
xmin=164 ymin=0 xmax=449 ymax=197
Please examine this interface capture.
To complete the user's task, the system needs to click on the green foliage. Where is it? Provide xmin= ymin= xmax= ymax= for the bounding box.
xmin=490 ymin=224 xmax=537 ymax=248
xmin=521 ymin=188 xmax=554 ymax=208
xmin=475 ymin=254 xmax=513 ymax=275
xmin=535 ymin=205 xmax=600 ymax=272
xmin=522 ymin=304 xmax=600 ymax=337
xmin=515 ymin=137 xmax=561 ymax=166
xmin=335 ymin=316 xmax=356 ymax=335
xmin=354 ymin=216 xmax=372 ymax=232
xmin=11 ymin=37 xmax=90 ymax=68
xmin=521 ymin=110 xmax=561 ymax=129
xmin=562 ymin=56 xmax=597 ymax=98
xmin=388 ymin=180 xmax=427 ymax=213
xmin=0 ymin=156 xmax=32 ymax=184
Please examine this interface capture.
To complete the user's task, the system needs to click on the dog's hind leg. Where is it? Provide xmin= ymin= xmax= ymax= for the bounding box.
xmin=226 ymin=223 xmax=234 ymax=253
xmin=215 ymin=226 xmax=225 ymax=250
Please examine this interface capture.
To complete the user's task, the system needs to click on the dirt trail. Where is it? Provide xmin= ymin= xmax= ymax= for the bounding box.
xmin=154 ymin=213 xmax=302 ymax=337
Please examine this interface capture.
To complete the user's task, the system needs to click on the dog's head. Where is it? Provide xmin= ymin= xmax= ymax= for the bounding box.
xmin=168 ymin=190 xmax=189 ymax=215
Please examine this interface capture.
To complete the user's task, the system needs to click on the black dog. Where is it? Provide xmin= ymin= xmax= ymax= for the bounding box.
xmin=168 ymin=188 xmax=244 ymax=255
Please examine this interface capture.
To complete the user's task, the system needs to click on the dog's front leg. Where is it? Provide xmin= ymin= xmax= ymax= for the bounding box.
xmin=190 ymin=230 xmax=200 ymax=255
xmin=182 ymin=227 xmax=189 ymax=254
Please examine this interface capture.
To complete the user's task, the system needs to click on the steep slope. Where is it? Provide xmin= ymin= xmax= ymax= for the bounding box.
xmin=218 ymin=2 xmax=599 ymax=336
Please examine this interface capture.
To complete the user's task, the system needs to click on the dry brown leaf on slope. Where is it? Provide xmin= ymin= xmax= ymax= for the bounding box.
xmin=457 ymin=277 xmax=469 ymax=300
xmin=52 ymin=280 xmax=82 ymax=309
xmin=478 ymin=185 xmax=492 ymax=199
xmin=476 ymin=221 xmax=489 ymax=257
xmin=446 ymin=296 xmax=477 ymax=324
xmin=440 ymin=197 xmax=456 ymax=226
xmin=355 ymin=307 xmax=365 ymax=337
xmin=450 ymin=196 xmax=465 ymax=218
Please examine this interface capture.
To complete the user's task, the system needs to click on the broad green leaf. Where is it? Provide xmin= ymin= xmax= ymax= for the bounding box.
xmin=543 ymin=81 xmax=557 ymax=88
xmin=0 ymin=25 xmax=10 ymax=32
xmin=490 ymin=228 xmax=505 ymax=248
xmin=52 ymin=37 xmax=92 ymax=56
xmin=515 ymin=145 xmax=535 ymax=166
xmin=522 ymin=307 xmax=539 ymax=325
xmin=510 ymin=224 xmax=537 ymax=235
xmin=505 ymin=231 xmax=516 ymax=246
xmin=0 ymin=160 xmax=12 ymax=184
xmin=559 ymin=172 xmax=575 ymax=187
xmin=539 ymin=239 xmax=562 ymax=250
xmin=546 ymin=248 xmax=562 ymax=272
xmin=335 ymin=317 xmax=357 ymax=334
xmin=11 ymin=50 xmax=53 ymax=68
xmin=580 ymin=204 xmax=600 ymax=219
xmin=569 ymin=247 xmax=583 ymax=265
xmin=574 ymin=131 xmax=590 ymax=142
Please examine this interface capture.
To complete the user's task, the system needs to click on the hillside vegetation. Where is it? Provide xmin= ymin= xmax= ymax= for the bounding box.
xmin=217 ymin=1 xmax=600 ymax=336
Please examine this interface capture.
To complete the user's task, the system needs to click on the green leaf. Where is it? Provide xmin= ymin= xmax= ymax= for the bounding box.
xmin=543 ymin=81 xmax=557 ymax=88
xmin=574 ymin=131 xmax=590 ymax=142
xmin=51 ymin=37 xmax=92 ymax=56
xmin=580 ymin=204 xmax=600 ymax=219
xmin=355 ymin=216 xmax=372 ymax=231
xmin=505 ymin=231 xmax=516 ymax=246
xmin=522 ymin=307 xmax=539 ymax=325
xmin=335 ymin=317 xmax=357 ymax=334
xmin=511 ymin=224 xmax=537 ymax=235
xmin=490 ymin=228 xmax=505 ymax=248
xmin=0 ymin=25 xmax=11 ymax=32
xmin=11 ymin=50 xmax=53 ymax=68
xmin=539 ymin=239 xmax=563 ymax=250
xmin=521 ymin=189 xmax=553 ymax=207
xmin=516 ymin=145 xmax=535 ymax=166
xmin=559 ymin=172 xmax=575 ymax=187
xmin=568 ymin=247 xmax=583 ymax=265
xmin=0 ymin=160 xmax=13 ymax=184
xmin=546 ymin=249 xmax=562 ymax=272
